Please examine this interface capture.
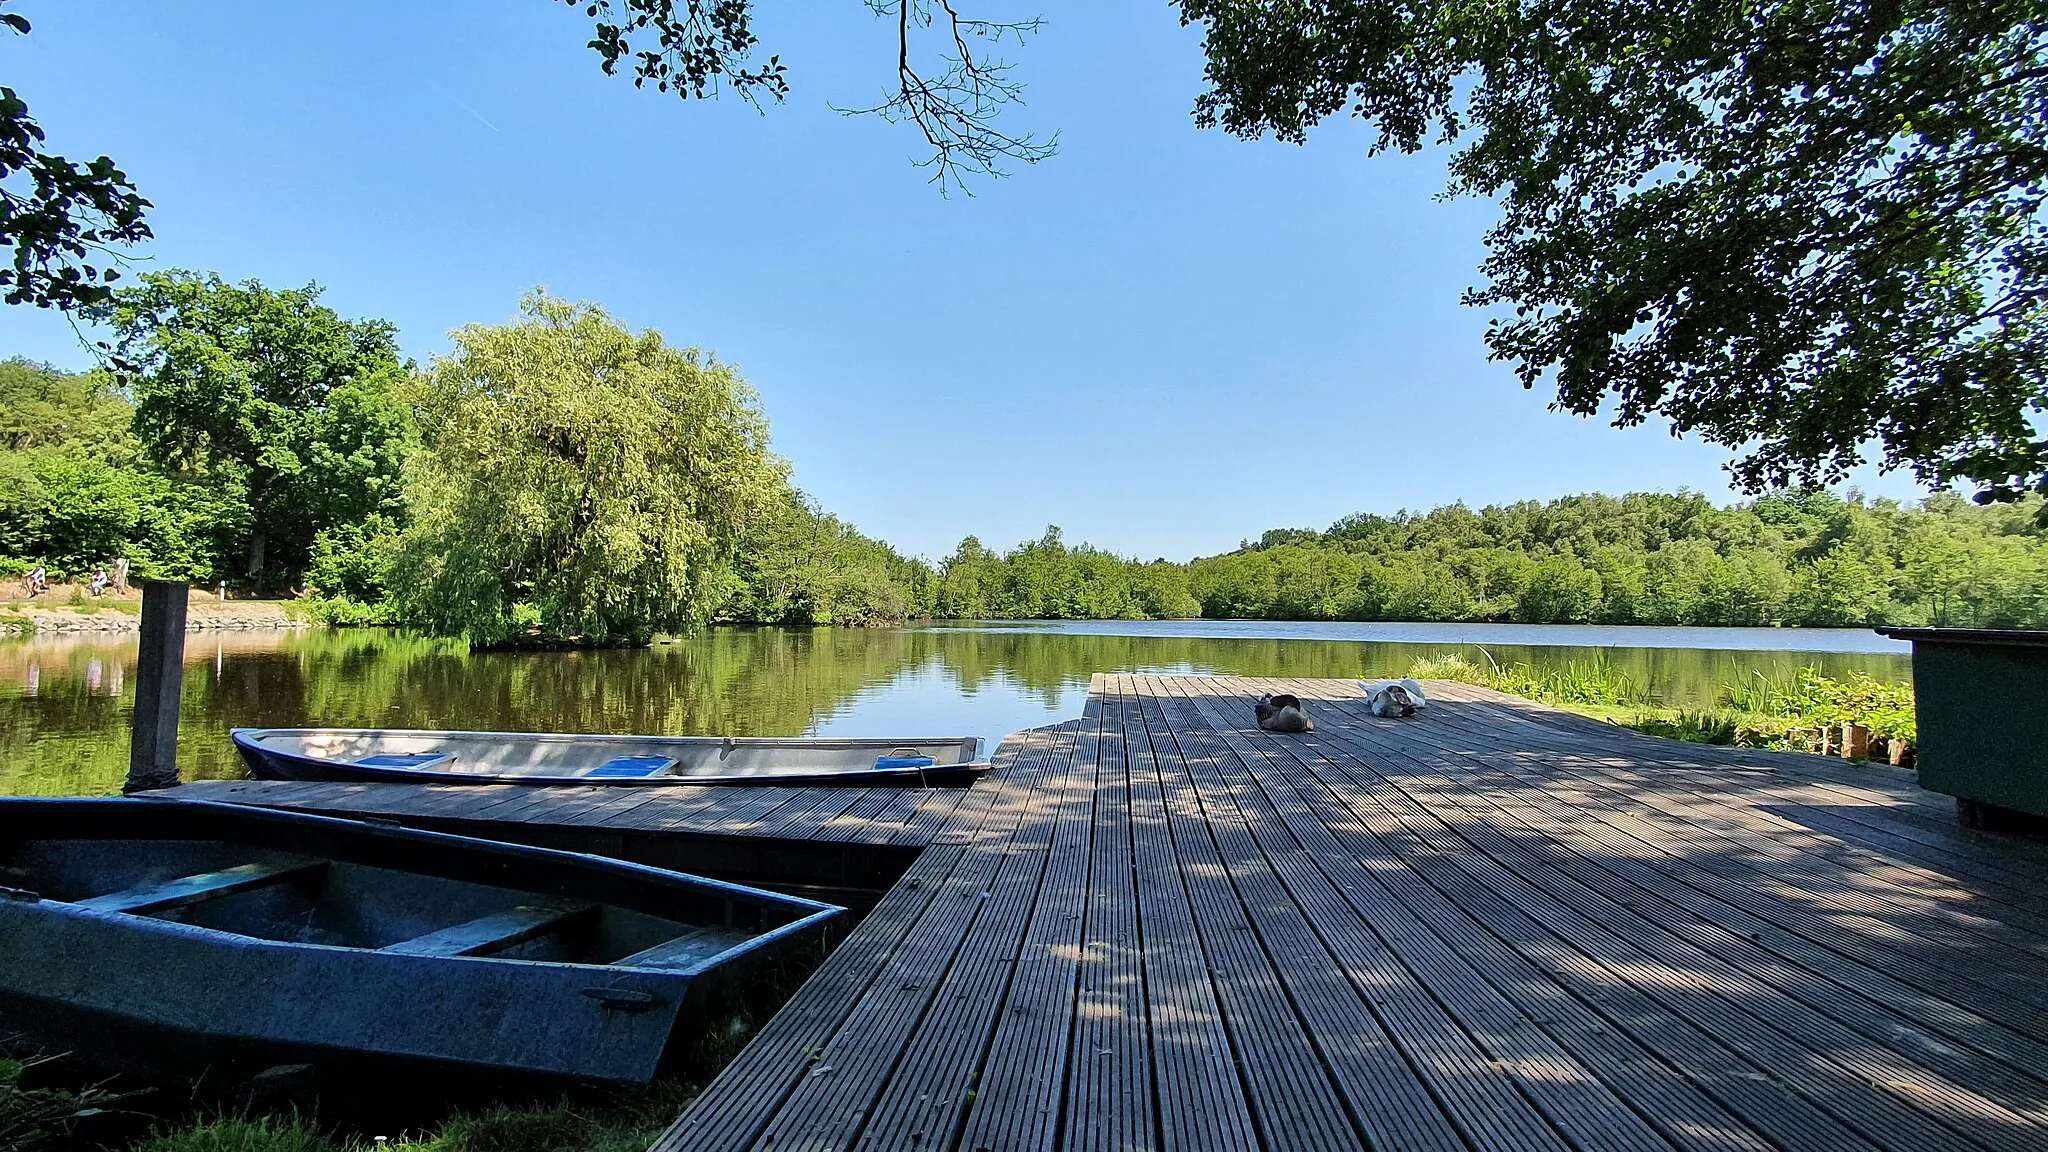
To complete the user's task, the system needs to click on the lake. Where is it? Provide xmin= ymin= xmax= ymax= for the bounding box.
xmin=0 ymin=620 xmax=1911 ymax=796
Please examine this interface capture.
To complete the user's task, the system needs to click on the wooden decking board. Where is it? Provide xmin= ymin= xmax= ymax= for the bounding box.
xmin=1062 ymin=683 xmax=1157 ymax=1152
xmin=1144 ymin=683 xmax=1464 ymax=1152
xmin=950 ymin=707 xmax=1103 ymax=1152
xmin=1153 ymin=680 xmax=1784 ymax=1152
xmin=1135 ymin=679 xmax=1389 ymax=1152
xmin=1389 ymin=715 xmax=2048 ymax=1013
xmin=1308 ymin=684 xmax=2048 ymax=1012
xmin=174 ymin=676 xmax=2048 ymax=1152
xmin=1117 ymin=679 xmax=1262 ymax=1152
xmin=858 ymin=725 xmax=1081 ymax=1151
xmin=730 ymin=788 xmax=866 ymax=843
xmin=1283 ymin=682 xmax=2048 ymax=1121
xmin=1159 ymin=680 xmax=1590 ymax=1152
xmin=655 ymin=843 xmax=970 ymax=1150
xmin=901 ymin=783 xmax=976 ymax=846
xmin=1427 ymin=684 xmax=2048 ymax=883
xmin=745 ymin=733 xmax=1067 ymax=1150
xmin=657 ymin=733 xmax=1039 ymax=1152
xmin=1254 ymin=683 xmax=2041 ymax=1152
xmin=1159 ymin=677 xmax=1678 ymax=1152
xmin=1253 ymin=715 xmax=1937 ymax=1152
xmin=810 ymin=788 xmax=909 ymax=842
xmin=1303 ymin=685 xmax=2048 ymax=1067
xmin=614 ymin=787 xmax=774 ymax=834
xmin=1263 ymin=724 xmax=1889 ymax=1152
xmin=1410 ymin=688 xmax=2048 ymax=941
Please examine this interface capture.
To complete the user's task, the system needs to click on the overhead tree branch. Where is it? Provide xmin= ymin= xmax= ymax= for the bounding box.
xmin=566 ymin=0 xmax=1054 ymax=191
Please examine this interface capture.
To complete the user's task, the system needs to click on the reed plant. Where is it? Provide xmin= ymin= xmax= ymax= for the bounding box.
xmin=1408 ymin=654 xmax=1915 ymax=756
xmin=1406 ymin=650 xmax=1651 ymax=707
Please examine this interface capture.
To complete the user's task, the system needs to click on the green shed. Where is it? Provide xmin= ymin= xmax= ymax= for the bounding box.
xmin=1876 ymin=627 xmax=2048 ymax=828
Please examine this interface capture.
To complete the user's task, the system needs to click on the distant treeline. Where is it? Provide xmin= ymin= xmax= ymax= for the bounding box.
xmin=856 ymin=490 xmax=2045 ymax=629
xmin=5 ymin=277 xmax=2043 ymax=638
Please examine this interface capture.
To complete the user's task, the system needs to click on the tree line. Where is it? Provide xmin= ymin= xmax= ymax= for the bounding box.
xmin=915 ymin=490 xmax=2048 ymax=630
xmin=3 ymin=271 xmax=2043 ymax=642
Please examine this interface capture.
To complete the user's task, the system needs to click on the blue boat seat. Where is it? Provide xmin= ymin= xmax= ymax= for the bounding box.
xmin=874 ymin=754 xmax=936 ymax=770
xmin=355 ymin=752 xmax=452 ymax=771
xmin=586 ymin=756 xmax=678 ymax=779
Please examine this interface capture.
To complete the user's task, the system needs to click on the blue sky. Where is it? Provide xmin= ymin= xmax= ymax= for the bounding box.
xmin=0 ymin=1 xmax=1925 ymax=561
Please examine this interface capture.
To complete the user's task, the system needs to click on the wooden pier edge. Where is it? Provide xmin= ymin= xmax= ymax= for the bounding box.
xmin=166 ymin=680 xmax=2048 ymax=1151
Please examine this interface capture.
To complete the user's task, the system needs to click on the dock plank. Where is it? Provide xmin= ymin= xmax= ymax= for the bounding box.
xmin=170 ymin=676 xmax=2048 ymax=1152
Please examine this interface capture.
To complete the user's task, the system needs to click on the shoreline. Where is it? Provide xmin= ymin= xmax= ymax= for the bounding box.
xmin=0 ymin=600 xmax=310 ymax=634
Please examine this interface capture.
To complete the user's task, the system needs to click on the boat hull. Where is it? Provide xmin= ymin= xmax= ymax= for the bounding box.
xmin=0 ymin=799 xmax=840 ymax=1084
xmin=233 ymin=728 xmax=989 ymax=788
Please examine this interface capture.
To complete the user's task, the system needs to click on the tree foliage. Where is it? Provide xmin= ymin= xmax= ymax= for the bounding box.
xmin=388 ymin=293 xmax=786 ymax=646
xmin=108 ymin=271 xmax=413 ymax=588
xmin=0 ymin=357 xmax=243 ymax=577
xmin=1179 ymin=0 xmax=2048 ymax=501
xmin=0 ymin=5 xmax=150 ymax=313
xmin=721 ymin=489 xmax=938 ymax=625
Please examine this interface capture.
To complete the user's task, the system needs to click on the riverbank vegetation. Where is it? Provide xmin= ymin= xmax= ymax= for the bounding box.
xmin=1410 ymin=653 xmax=1918 ymax=757
xmin=5 ymin=276 xmax=2047 ymax=643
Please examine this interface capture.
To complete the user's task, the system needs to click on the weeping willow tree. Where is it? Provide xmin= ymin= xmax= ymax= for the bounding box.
xmin=390 ymin=292 xmax=786 ymax=646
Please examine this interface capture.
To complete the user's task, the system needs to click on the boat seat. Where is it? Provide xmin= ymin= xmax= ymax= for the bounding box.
xmin=874 ymin=754 xmax=936 ymax=770
xmin=74 ymin=859 xmax=326 ymax=916
xmin=612 ymin=925 xmax=756 ymax=971
xmin=586 ymin=756 xmax=678 ymax=779
xmin=380 ymin=899 xmax=596 ymax=958
xmin=355 ymin=752 xmax=453 ymax=770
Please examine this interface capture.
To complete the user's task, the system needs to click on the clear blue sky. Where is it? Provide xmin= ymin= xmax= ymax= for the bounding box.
xmin=0 ymin=1 xmax=1925 ymax=561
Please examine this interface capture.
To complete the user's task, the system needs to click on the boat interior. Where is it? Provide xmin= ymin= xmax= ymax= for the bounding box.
xmin=249 ymin=730 xmax=983 ymax=780
xmin=4 ymin=837 xmax=765 ymax=972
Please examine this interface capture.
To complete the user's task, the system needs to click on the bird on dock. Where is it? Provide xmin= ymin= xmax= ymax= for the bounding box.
xmin=1362 ymin=678 xmax=1428 ymax=718
xmin=1255 ymin=693 xmax=1313 ymax=732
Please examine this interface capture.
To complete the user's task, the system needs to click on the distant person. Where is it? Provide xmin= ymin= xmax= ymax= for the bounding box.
xmin=24 ymin=565 xmax=47 ymax=597
xmin=112 ymin=557 xmax=129 ymax=593
xmin=90 ymin=567 xmax=110 ymax=597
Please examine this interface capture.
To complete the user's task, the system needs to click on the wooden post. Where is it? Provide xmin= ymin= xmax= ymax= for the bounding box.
xmin=125 ymin=579 xmax=188 ymax=794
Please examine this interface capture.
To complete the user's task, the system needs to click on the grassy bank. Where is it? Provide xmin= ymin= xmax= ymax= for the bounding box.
xmin=2 ymin=1068 xmax=691 ymax=1152
xmin=132 ymin=1089 xmax=693 ymax=1152
xmin=1408 ymin=653 xmax=1916 ymax=759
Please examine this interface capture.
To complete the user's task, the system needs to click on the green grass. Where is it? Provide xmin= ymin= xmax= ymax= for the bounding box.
xmin=1406 ymin=654 xmax=1913 ymax=757
xmin=1408 ymin=650 xmax=1650 ymax=707
xmin=128 ymin=1084 xmax=697 ymax=1152
xmin=141 ymin=1116 xmax=334 ymax=1152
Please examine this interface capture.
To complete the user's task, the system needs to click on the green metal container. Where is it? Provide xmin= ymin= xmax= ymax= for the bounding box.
xmin=1877 ymin=628 xmax=2048 ymax=826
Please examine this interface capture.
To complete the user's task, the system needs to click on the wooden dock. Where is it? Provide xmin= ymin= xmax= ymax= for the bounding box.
xmin=174 ymin=675 xmax=2048 ymax=1151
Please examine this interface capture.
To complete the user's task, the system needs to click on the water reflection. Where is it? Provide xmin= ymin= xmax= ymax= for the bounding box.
xmin=0 ymin=624 xmax=1912 ymax=797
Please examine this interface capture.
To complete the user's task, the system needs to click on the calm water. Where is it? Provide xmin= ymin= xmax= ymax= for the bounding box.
xmin=0 ymin=621 xmax=1911 ymax=796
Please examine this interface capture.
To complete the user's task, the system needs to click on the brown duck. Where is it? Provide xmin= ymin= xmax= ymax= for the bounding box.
xmin=1254 ymin=693 xmax=1313 ymax=733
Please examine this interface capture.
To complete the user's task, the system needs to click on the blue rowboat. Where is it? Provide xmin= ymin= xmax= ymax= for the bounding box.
xmin=0 ymin=798 xmax=841 ymax=1084
xmin=233 ymin=728 xmax=988 ymax=788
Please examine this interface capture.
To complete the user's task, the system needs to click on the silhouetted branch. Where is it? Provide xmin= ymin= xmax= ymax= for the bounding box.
xmin=566 ymin=1 xmax=1054 ymax=191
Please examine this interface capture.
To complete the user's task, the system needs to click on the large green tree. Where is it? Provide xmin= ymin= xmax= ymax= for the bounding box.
xmin=108 ymin=271 xmax=413 ymax=588
xmin=390 ymin=292 xmax=786 ymax=646
xmin=1176 ymin=0 xmax=2048 ymax=502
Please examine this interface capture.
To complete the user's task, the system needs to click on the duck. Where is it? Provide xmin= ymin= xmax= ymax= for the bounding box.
xmin=1255 ymin=693 xmax=1314 ymax=733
